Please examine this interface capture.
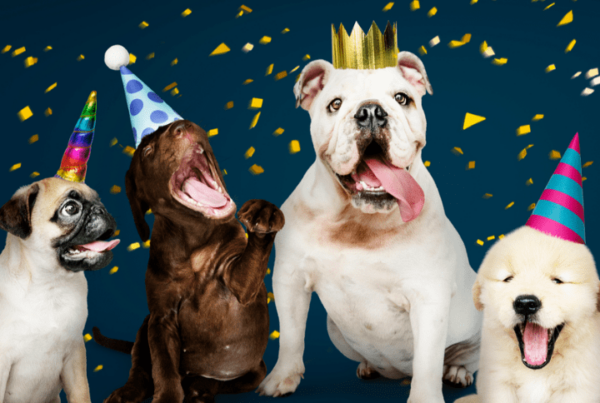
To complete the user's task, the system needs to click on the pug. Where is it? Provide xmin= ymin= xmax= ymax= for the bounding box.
xmin=0 ymin=177 xmax=120 ymax=403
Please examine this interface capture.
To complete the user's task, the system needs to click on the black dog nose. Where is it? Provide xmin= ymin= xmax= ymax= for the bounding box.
xmin=354 ymin=104 xmax=387 ymax=131
xmin=514 ymin=295 xmax=542 ymax=315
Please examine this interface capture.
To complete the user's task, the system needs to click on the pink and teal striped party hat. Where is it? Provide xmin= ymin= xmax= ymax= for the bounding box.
xmin=55 ymin=91 xmax=97 ymax=183
xmin=526 ymin=133 xmax=585 ymax=244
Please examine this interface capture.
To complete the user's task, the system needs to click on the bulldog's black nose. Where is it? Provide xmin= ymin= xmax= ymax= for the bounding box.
xmin=514 ymin=295 xmax=541 ymax=315
xmin=354 ymin=104 xmax=387 ymax=131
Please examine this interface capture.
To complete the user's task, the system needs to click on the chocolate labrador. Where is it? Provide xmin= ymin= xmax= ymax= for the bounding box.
xmin=94 ymin=120 xmax=284 ymax=403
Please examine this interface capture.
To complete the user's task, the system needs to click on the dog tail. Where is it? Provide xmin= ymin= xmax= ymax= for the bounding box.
xmin=92 ymin=326 xmax=134 ymax=354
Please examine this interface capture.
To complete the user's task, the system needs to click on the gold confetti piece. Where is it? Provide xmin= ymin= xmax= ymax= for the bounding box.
xmin=44 ymin=46 xmax=52 ymax=52
xmin=265 ymin=64 xmax=274 ymax=75
xmin=582 ymin=177 xmax=587 ymax=182
xmin=2 ymin=45 xmax=11 ymax=53
xmin=289 ymin=140 xmax=301 ymax=154
xmin=516 ymin=125 xmax=531 ymax=136
xmin=505 ymin=202 xmax=514 ymax=210
xmin=526 ymin=178 xmax=534 ymax=186
xmin=170 ymin=88 xmax=179 ymax=96
xmin=583 ymin=161 xmax=593 ymax=168
xmin=418 ymin=46 xmax=427 ymax=55
xmin=24 ymin=56 xmax=38 ymax=68
xmin=129 ymin=53 xmax=137 ymax=64
xmin=565 ymin=39 xmax=576 ymax=53
xmin=448 ymin=34 xmax=471 ymax=48
xmin=146 ymin=52 xmax=155 ymax=60
xmin=557 ymin=10 xmax=573 ymax=27
xmin=249 ymin=98 xmax=263 ymax=109
xmin=267 ymin=292 xmax=274 ymax=302
xmin=572 ymin=71 xmax=581 ymax=79
xmin=245 ymin=147 xmax=255 ymax=159
xmin=171 ymin=58 xmax=178 ymax=66
xmin=29 ymin=134 xmax=38 ymax=144
xmin=498 ymin=234 xmax=505 ymax=239
xmin=492 ymin=58 xmax=507 ymax=65
xmin=93 ymin=365 xmax=103 ymax=372
xmin=483 ymin=193 xmax=493 ymax=199
xmin=10 ymin=163 xmax=21 ymax=172
xmin=84 ymin=334 xmax=92 ymax=342
xmin=143 ymin=240 xmax=151 ymax=248
xmin=585 ymin=68 xmax=599 ymax=79
xmin=303 ymin=54 xmax=311 ymax=61
xmin=249 ymin=112 xmax=261 ymax=129
xmin=487 ymin=235 xmax=495 ymax=241
xmin=146 ymin=209 xmax=152 ymax=215
xmin=236 ymin=10 xmax=244 ymax=17
xmin=582 ymin=88 xmax=594 ymax=96
xmin=273 ymin=127 xmax=284 ymax=136
xmin=30 ymin=172 xmax=39 ymax=178
xmin=77 ymin=54 xmax=85 ymax=61
xmin=429 ymin=36 xmax=440 ymax=47
xmin=18 ymin=106 xmax=33 ymax=121
xmin=410 ymin=0 xmax=420 ymax=11
xmin=545 ymin=64 xmax=556 ymax=73
xmin=290 ymin=66 xmax=300 ymax=73
xmin=466 ymin=161 xmax=475 ymax=170
xmin=240 ymin=4 xmax=252 ymax=12
xmin=269 ymin=330 xmax=280 ymax=340
xmin=259 ymin=36 xmax=272 ymax=45
xmin=181 ymin=8 xmax=192 ymax=17
xmin=532 ymin=114 xmax=544 ymax=121
xmin=383 ymin=2 xmax=394 ymax=11
xmin=45 ymin=83 xmax=57 ymax=93
xmin=44 ymin=108 xmax=52 ymax=117
xmin=242 ymin=43 xmax=254 ymax=53
xmin=210 ymin=43 xmax=230 ymax=56
xmin=225 ymin=101 xmax=234 ymax=110
xmin=266 ymin=268 xmax=271 ymax=275
xmin=528 ymin=203 xmax=536 ymax=211
xmin=424 ymin=160 xmax=431 ymax=167
xmin=123 ymin=146 xmax=135 ymax=157
xmin=109 ymin=266 xmax=118 ymax=274
xmin=518 ymin=148 xmax=527 ymax=161
xmin=591 ymin=77 xmax=600 ymax=87
xmin=451 ymin=147 xmax=464 ymax=155
xmin=110 ymin=138 xmax=118 ymax=147
xmin=139 ymin=21 xmax=149 ymax=29
xmin=401 ymin=379 xmax=412 ymax=386
xmin=544 ymin=2 xmax=554 ymax=10
xmin=476 ymin=239 xmax=484 ymax=246
xmin=549 ymin=150 xmax=561 ymax=160
xmin=110 ymin=185 xmax=121 ymax=194
xmin=243 ymin=79 xmax=253 ymax=85
xmin=281 ymin=28 xmax=290 ymax=34
xmin=208 ymin=128 xmax=218 ymax=137
xmin=12 ymin=47 xmax=25 ymax=56
xmin=463 ymin=113 xmax=486 ymax=129
xmin=427 ymin=7 xmax=437 ymax=17
xmin=163 ymin=82 xmax=177 ymax=92
xmin=113 ymin=230 xmax=120 ymax=236
xmin=128 ymin=243 xmax=140 ymax=251
xmin=223 ymin=169 xmax=228 ymax=175
xmin=249 ymin=164 xmax=264 ymax=175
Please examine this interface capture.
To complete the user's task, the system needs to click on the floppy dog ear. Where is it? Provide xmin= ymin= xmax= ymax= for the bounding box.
xmin=472 ymin=279 xmax=484 ymax=311
xmin=0 ymin=183 xmax=40 ymax=239
xmin=397 ymin=52 xmax=433 ymax=97
xmin=294 ymin=60 xmax=334 ymax=111
xmin=125 ymin=168 xmax=150 ymax=242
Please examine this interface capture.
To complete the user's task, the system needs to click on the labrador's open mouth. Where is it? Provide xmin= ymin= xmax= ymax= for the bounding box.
xmin=514 ymin=318 xmax=564 ymax=369
xmin=169 ymin=143 xmax=236 ymax=219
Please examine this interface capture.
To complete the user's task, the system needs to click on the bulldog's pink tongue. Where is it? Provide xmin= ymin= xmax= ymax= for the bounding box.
xmin=523 ymin=322 xmax=548 ymax=366
xmin=79 ymin=239 xmax=120 ymax=252
xmin=363 ymin=159 xmax=425 ymax=222
xmin=183 ymin=177 xmax=228 ymax=208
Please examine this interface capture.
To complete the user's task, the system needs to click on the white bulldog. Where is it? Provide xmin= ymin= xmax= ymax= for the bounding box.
xmin=257 ymin=52 xmax=482 ymax=403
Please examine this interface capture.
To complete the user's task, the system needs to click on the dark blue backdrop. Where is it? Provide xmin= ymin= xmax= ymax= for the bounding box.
xmin=1 ymin=0 xmax=599 ymax=402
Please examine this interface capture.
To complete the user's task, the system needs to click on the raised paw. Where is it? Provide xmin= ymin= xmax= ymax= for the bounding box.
xmin=238 ymin=199 xmax=285 ymax=235
xmin=356 ymin=361 xmax=380 ymax=380
xmin=442 ymin=365 xmax=473 ymax=388
xmin=256 ymin=367 xmax=302 ymax=397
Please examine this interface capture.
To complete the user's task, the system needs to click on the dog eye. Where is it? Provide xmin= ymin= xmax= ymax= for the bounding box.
xmin=552 ymin=278 xmax=563 ymax=284
xmin=61 ymin=202 xmax=80 ymax=216
xmin=143 ymin=146 xmax=153 ymax=158
xmin=503 ymin=276 xmax=514 ymax=283
xmin=394 ymin=93 xmax=410 ymax=106
xmin=328 ymin=98 xmax=342 ymax=112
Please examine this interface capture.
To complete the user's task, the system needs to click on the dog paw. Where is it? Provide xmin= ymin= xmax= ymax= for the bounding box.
xmin=256 ymin=367 xmax=303 ymax=397
xmin=104 ymin=387 xmax=145 ymax=403
xmin=442 ymin=365 xmax=473 ymax=388
xmin=238 ymin=199 xmax=285 ymax=235
xmin=356 ymin=361 xmax=381 ymax=380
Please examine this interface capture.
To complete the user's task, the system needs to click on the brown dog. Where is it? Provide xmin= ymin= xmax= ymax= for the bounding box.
xmin=94 ymin=120 xmax=284 ymax=403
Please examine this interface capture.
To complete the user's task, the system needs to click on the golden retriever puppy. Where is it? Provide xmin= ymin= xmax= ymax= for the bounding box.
xmin=456 ymin=225 xmax=600 ymax=403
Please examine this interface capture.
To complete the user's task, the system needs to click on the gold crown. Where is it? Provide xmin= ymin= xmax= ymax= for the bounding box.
xmin=331 ymin=21 xmax=398 ymax=70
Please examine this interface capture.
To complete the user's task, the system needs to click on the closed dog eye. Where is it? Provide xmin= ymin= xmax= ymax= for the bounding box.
xmin=552 ymin=278 xmax=564 ymax=284
xmin=503 ymin=275 xmax=514 ymax=283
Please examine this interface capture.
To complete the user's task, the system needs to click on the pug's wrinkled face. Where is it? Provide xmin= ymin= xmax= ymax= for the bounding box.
xmin=0 ymin=178 xmax=120 ymax=273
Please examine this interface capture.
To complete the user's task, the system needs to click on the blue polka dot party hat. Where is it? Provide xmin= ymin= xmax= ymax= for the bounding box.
xmin=104 ymin=45 xmax=182 ymax=148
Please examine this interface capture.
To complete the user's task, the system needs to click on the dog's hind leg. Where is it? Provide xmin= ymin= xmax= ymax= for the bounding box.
xmin=104 ymin=316 xmax=154 ymax=403
xmin=442 ymin=332 xmax=480 ymax=388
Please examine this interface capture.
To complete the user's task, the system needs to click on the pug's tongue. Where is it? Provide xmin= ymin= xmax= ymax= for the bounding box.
xmin=183 ymin=177 xmax=228 ymax=208
xmin=523 ymin=322 xmax=549 ymax=366
xmin=78 ymin=239 xmax=120 ymax=252
xmin=362 ymin=158 xmax=425 ymax=222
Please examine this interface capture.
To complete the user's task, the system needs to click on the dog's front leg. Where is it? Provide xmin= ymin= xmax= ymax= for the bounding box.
xmin=407 ymin=284 xmax=451 ymax=403
xmin=61 ymin=341 xmax=91 ymax=403
xmin=0 ymin=356 xmax=11 ymax=401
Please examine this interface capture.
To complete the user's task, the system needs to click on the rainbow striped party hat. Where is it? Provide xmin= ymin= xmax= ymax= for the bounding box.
xmin=104 ymin=45 xmax=182 ymax=148
xmin=55 ymin=91 xmax=97 ymax=183
xmin=526 ymin=133 xmax=585 ymax=244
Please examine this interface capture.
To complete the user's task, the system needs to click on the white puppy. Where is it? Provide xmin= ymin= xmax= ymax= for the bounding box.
xmin=257 ymin=52 xmax=482 ymax=403
xmin=0 ymin=178 xmax=120 ymax=403
xmin=456 ymin=226 xmax=600 ymax=403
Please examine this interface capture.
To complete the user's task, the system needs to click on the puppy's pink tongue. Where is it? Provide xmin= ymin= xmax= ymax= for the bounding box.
xmin=523 ymin=322 xmax=549 ymax=366
xmin=183 ymin=177 xmax=228 ymax=208
xmin=79 ymin=239 xmax=120 ymax=252
xmin=364 ymin=159 xmax=425 ymax=222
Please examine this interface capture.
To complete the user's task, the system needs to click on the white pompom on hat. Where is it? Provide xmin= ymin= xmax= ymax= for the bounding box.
xmin=104 ymin=45 xmax=130 ymax=71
